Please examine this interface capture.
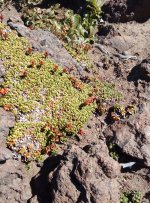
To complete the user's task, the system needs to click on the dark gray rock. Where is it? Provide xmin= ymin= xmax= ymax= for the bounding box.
xmin=8 ymin=21 xmax=30 ymax=37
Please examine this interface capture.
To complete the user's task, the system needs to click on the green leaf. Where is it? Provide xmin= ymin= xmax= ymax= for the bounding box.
xmin=70 ymin=14 xmax=81 ymax=29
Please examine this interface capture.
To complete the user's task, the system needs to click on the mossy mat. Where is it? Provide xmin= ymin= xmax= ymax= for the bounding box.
xmin=0 ymin=23 xmax=95 ymax=161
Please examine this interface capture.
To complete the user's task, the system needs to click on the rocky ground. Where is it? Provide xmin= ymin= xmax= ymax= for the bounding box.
xmin=0 ymin=0 xmax=150 ymax=203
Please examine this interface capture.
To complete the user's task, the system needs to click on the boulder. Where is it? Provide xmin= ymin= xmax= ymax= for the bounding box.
xmin=31 ymin=143 xmax=120 ymax=203
xmin=104 ymin=102 xmax=150 ymax=167
xmin=0 ymin=159 xmax=32 ymax=203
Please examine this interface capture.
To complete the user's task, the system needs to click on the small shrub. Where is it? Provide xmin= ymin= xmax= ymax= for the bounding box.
xmin=108 ymin=143 xmax=119 ymax=161
xmin=120 ymin=191 xmax=142 ymax=203
xmin=20 ymin=0 xmax=102 ymax=63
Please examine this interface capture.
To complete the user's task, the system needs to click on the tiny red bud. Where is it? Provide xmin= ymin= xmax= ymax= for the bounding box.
xmin=70 ymin=66 xmax=75 ymax=72
xmin=78 ymin=129 xmax=85 ymax=135
xmin=63 ymin=67 xmax=67 ymax=73
xmin=0 ymin=14 xmax=4 ymax=22
xmin=3 ymin=104 xmax=11 ymax=111
xmin=0 ymin=88 xmax=9 ymax=95
xmin=84 ymin=96 xmax=96 ymax=106
xmin=21 ymin=69 xmax=27 ymax=78
xmin=26 ymin=47 xmax=33 ymax=55
xmin=54 ymin=64 xmax=58 ymax=71
xmin=39 ymin=60 xmax=45 ymax=65
xmin=44 ymin=51 xmax=49 ymax=58
xmin=30 ymin=60 xmax=35 ymax=67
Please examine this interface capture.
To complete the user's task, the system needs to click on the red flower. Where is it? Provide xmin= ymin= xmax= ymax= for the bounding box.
xmin=78 ymin=129 xmax=85 ymax=135
xmin=3 ymin=104 xmax=11 ymax=111
xmin=55 ymin=131 xmax=62 ymax=137
xmin=66 ymin=123 xmax=73 ymax=130
xmin=70 ymin=66 xmax=75 ymax=72
xmin=0 ymin=88 xmax=9 ymax=95
xmin=0 ymin=14 xmax=4 ymax=22
xmin=63 ymin=67 xmax=67 ymax=73
xmin=0 ymin=29 xmax=8 ymax=40
xmin=50 ymin=144 xmax=57 ymax=150
xmin=53 ymin=64 xmax=58 ymax=71
xmin=69 ymin=76 xmax=83 ymax=91
xmin=26 ymin=47 xmax=33 ymax=55
xmin=84 ymin=96 xmax=96 ymax=106
xmin=21 ymin=69 xmax=27 ymax=78
xmin=30 ymin=60 xmax=35 ymax=67
xmin=44 ymin=51 xmax=49 ymax=58
xmin=39 ymin=60 xmax=45 ymax=65
xmin=3 ymin=32 xmax=8 ymax=40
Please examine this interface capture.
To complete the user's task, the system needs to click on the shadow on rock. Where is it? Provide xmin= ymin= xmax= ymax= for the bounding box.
xmin=29 ymin=155 xmax=63 ymax=203
xmin=102 ymin=0 xmax=150 ymax=23
xmin=127 ymin=64 xmax=142 ymax=82
xmin=13 ymin=0 xmax=87 ymax=12
xmin=127 ymin=58 xmax=150 ymax=82
xmin=40 ymin=0 xmax=86 ymax=11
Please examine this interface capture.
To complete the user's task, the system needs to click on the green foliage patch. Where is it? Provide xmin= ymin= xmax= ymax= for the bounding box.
xmin=108 ymin=143 xmax=119 ymax=161
xmin=0 ymin=21 xmax=122 ymax=162
xmin=21 ymin=0 xmax=102 ymax=63
xmin=0 ymin=23 xmax=96 ymax=161
xmin=120 ymin=191 xmax=142 ymax=203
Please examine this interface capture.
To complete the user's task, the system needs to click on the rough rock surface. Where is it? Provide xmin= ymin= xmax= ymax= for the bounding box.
xmin=108 ymin=35 xmax=133 ymax=53
xmin=128 ymin=58 xmax=150 ymax=82
xmin=0 ymin=90 xmax=30 ymax=203
xmin=0 ymin=104 xmax=32 ymax=203
xmin=0 ymin=107 xmax=31 ymax=203
xmin=104 ymin=101 xmax=150 ymax=167
xmin=0 ymin=108 xmax=15 ymax=137
xmin=139 ymin=58 xmax=150 ymax=81
xmin=102 ymin=0 xmax=150 ymax=23
xmin=31 ymin=143 xmax=120 ymax=203
xmin=98 ymin=18 xmax=150 ymax=58
xmin=0 ymin=159 xmax=32 ymax=203
xmin=0 ymin=146 xmax=12 ymax=163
